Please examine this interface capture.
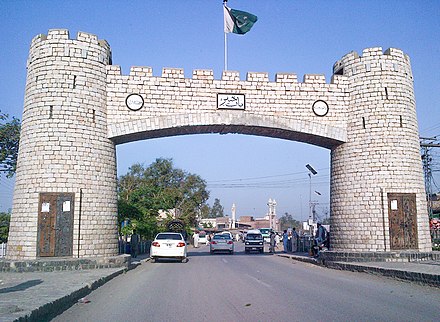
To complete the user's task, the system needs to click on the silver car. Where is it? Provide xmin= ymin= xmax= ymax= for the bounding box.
xmin=210 ymin=234 xmax=234 ymax=254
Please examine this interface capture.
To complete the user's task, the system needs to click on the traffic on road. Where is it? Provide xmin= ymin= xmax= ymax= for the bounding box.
xmin=52 ymin=237 xmax=440 ymax=322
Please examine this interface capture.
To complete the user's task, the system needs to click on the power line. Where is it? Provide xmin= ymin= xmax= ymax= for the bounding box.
xmin=208 ymin=168 xmax=330 ymax=183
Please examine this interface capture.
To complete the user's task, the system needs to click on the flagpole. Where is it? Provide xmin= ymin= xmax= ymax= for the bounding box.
xmin=224 ymin=31 xmax=228 ymax=71
xmin=223 ymin=0 xmax=228 ymax=71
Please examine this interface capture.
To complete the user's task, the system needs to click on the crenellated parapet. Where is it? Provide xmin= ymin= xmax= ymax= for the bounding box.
xmin=107 ymin=64 xmax=345 ymax=85
xmin=28 ymin=29 xmax=111 ymax=68
xmin=333 ymin=47 xmax=412 ymax=79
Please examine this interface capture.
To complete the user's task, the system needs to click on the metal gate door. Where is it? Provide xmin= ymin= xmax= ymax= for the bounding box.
xmin=388 ymin=193 xmax=418 ymax=250
xmin=38 ymin=193 xmax=74 ymax=257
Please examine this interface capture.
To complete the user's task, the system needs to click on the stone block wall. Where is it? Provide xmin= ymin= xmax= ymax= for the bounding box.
xmin=330 ymin=48 xmax=431 ymax=251
xmin=7 ymin=30 xmax=118 ymax=259
xmin=7 ymin=29 xmax=431 ymax=259
xmin=106 ymin=66 xmax=349 ymax=148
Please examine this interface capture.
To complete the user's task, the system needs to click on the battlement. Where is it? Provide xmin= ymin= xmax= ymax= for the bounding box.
xmin=333 ymin=47 xmax=411 ymax=77
xmin=30 ymin=29 xmax=110 ymax=51
xmin=28 ymin=29 xmax=111 ymax=67
xmin=107 ymin=65 xmax=346 ymax=86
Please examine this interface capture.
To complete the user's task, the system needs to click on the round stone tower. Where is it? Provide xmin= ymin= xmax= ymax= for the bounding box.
xmin=330 ymin=48 xmax=431 ymax=252
xmin=7 ymin=30 xmax=118 ymax=259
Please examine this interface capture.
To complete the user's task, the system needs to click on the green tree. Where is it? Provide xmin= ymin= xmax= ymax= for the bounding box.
xmin=279 ymin=212 xmax=302 ymax=231
xmin=200 ymin=204 xmax=211 ymax=219
xmin=210 ymin=198 xmax=224 ymax=218
xmin=0 ymin=212 xmax=10 ymax=243
xmin=0 ymin=111 xmax=21 ymax=177
xmin=117 ymin=158 xmax=210 ymax=238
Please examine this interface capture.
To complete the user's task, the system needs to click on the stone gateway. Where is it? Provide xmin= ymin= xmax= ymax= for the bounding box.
xmin=7 ymin=30 xmax=431 ymax=259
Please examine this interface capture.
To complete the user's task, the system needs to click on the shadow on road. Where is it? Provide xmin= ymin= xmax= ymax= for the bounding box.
xmin=0 ymin=280 xmax=43 ymax=294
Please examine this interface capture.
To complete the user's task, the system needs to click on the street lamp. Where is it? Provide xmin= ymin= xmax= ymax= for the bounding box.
xmin=306 ymin=164 xmax=317 ymax=224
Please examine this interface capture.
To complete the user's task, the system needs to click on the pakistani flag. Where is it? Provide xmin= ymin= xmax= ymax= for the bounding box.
xmin=224 ymin=6 xmax=258 ymax=35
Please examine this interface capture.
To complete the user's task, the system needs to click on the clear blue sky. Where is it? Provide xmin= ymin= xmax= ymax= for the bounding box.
xmin=1 ymin=0 xmax=439 ymax=221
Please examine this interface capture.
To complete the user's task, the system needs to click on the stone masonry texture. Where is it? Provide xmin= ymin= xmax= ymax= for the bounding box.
xmin=7 ymin=30 xmax=431 ymax=259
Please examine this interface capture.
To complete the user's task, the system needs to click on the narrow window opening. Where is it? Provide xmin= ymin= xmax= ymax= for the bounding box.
xmin=73 ymin=75 xmax=76 ymax=89
xmin=362 ymin=117 xmax=366 ymax=129
xmin=92 ymin=109 xmax=96 ymax=123
xmin=400 ymin=115 xmax=403 ymax=127
xmin=49 ymin=105 xmax=53 ymax=119
xmin=385 ymin=87 xmax=388 ymax=99
xmin=334 ymin=68 xmax=343 ymax=75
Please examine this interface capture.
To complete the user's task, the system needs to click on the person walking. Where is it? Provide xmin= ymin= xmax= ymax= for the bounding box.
xmin=274 ymin=233 xmax=280 ymax=249
xmin=130 ymin=231 xmax=139 ymax=258
xmin=193 ymin=231 xmax=199 ymax=248
xmin=291 ymin=227 xmax=298 ymax=252
xmin=269 ymin=231 xmax=276 ymax=253
xmin=282 ymin=230 xmax=288 ymax=253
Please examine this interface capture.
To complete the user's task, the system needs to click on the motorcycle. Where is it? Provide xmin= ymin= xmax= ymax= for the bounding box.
xmin=310 ymin=235 xmax=330 ymax=257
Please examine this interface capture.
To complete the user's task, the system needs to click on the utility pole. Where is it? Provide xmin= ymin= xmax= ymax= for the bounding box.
xmin=420 ymin=136 xmax=439 ymax=219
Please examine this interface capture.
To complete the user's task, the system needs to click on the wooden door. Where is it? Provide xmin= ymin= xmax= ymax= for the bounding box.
xmin=55 ymin=194 xmax=74 ymax=256
xmin=388 ymin=193 xmax=418 ymax=250
xmin=38 ymin=193 xmax=74 ymax=257
xmin=38 ymin=193 xmax=57 ymax=256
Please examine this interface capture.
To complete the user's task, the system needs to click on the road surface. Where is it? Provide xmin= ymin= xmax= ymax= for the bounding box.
xmin=53 ymin=242 xmax=440 ymax=322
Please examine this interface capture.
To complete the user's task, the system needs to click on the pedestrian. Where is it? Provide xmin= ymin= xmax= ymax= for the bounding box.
xmin=130 ymin=230 xmax=139 ymax=258
xmin=282 ymin=230 xmax=288 ymax=252
xmin=193 ymin=231 xmax=199 ymax=248
xmin=274 ymin=233 xmax=280 ymax=249
xmin=269 ymin=231 xmax=276 ymax=253
xmin=315 ymin=223 xmax=326 ymax=245
xmin=313 ymin=223 xmax=327 ymax=256
xmin=291 ymin=227 xmax=298 ymax=252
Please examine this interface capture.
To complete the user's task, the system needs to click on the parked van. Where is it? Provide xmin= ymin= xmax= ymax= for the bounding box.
xmin=244 ymin=229 xmax=264 ymax=253
xmin=259 ymin=227 xmax=273 ymax=243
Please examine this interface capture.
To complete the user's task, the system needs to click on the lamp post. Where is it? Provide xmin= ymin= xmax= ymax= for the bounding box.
xmin=305 ymin=164 xmax=317 ymax=224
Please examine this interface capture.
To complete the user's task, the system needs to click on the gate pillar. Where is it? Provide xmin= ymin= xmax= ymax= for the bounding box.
xmin=7 ymin=30 xmax=118 ymax=259
xmin=330 ymin=48 xmax=431 ymax=252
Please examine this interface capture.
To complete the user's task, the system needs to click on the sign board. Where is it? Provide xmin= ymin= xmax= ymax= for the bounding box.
xmin=312 ymin=100 xmax=329 ymax=117
xmin=217 ymin=93 xmax=245 ymax=110
xmin=126 ymin=94 xmax=144 ymax=111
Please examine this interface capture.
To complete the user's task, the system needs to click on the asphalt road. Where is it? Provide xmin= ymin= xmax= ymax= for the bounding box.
xmin=53 ymin=243 xmax=440 ymax=322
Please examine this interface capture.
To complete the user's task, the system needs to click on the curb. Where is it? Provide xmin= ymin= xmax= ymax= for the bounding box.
xmin=277 ymin=253 xmax=440 ymax=288
xmin=277 ymin=253 xmax=318 ymax=265
xmin=325 ymin=261 xmax=440 ymax=288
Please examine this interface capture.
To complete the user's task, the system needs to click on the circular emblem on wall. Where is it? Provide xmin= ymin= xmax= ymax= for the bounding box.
xmin=312 ymin=100 xmax=329 ymax=117
xmin=125 ymin=94 xmax=144 ymax=111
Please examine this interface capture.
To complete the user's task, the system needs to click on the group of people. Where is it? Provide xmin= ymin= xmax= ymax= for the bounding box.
xmin=269 ymin=228 xmax=299 ymax=253
xmin=269 ymin=224 xmax=329 ymax=256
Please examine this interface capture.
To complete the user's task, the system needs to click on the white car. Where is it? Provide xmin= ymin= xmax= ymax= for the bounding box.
xmin=198 ymin=235 xmax=208 ymax=245
xmin=150 ymin=232 xmax=187 ymax=262
xmin=219 ymin=231 xmax=233 ymax=240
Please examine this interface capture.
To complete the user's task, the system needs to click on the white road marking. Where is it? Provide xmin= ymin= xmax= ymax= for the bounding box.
xmin=245 ymin=274 xmax=273 ymax=289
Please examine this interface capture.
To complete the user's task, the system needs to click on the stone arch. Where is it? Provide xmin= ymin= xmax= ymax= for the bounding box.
xmin=109 ymin=113 xmax=346 ymax=149
xmin=6 ymin=30 xmax=432 ymax=259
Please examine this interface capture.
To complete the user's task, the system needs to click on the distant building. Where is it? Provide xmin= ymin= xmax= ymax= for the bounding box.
xmin=198 ymin=209 xmax=280 ymax=232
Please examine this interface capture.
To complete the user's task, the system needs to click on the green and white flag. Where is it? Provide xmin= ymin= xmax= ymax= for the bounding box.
xmin=223 ymin=6 xmax=258 ymax=35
